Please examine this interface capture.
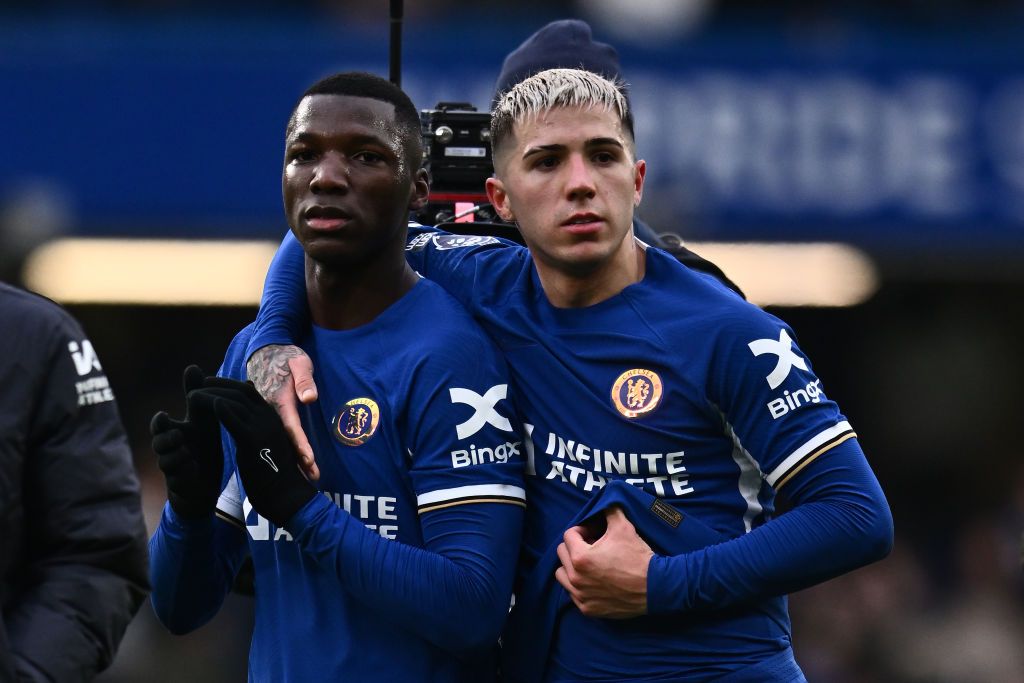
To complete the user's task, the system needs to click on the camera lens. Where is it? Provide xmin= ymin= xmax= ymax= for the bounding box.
xmin=434 ymin=126 xmax=454 ymax=144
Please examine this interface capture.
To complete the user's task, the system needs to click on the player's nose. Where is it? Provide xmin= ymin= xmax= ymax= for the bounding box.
xmin=565 ymin=153 xmax=597 ymax=201
xmin=311 ymin=152 xmax=350 ymax=193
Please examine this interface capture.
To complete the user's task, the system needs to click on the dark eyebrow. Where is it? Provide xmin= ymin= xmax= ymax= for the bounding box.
xmin=346 ymin=133 xmax=396 ymax=149
xmin=287 ymin=131 xmax=320 ymax=145
xmin=521 ymin=137 xmax=625 ymax=160
xmin=585 ymin=137 xmax=625 ymax=150
xmin=522 ymin=143 xmax=565 ymax=160
xmin=287 ymin=131 xmax=395 ymax=150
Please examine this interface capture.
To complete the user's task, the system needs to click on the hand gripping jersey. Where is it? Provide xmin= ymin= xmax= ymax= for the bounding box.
xmin=247 ymin=227 xmax=893 ymax=683
xmin=151 ymin=278 xmax=526 ymax=683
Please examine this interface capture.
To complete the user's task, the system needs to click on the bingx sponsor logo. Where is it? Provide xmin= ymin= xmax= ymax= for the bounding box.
xmin=748 ymin=329 xmax=808 ymax=389
xmin=449 ymin=385 xmax=511 ymax=439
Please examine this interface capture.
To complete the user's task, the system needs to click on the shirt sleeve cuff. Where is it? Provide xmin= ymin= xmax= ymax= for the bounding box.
xmin=163 ymin=502 xmax=217 ymax=536
xmin=646 ymin=552 xmax=692 ymax=615
xmin=283 ymin=492 xmax=333 ymax=535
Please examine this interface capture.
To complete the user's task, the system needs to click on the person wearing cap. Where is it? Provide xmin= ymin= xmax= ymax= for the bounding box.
xmin=244 ymin=67 xmax=892 ymax=682
xmin=491 ymin=18 xmax=744 ymax=299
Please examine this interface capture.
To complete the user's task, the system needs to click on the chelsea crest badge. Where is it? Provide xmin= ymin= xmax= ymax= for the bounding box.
xmin=333 ymin=398 xmax=380 ymax=446
xmin=611 ymin=369 xmax=663 ymax=418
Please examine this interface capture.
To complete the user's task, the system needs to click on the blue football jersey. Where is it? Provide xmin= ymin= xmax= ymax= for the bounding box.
xmin=402 ymin=230 xmax=855 ymax=679
xmin=213 ymin=278 xmax=525 ymax=682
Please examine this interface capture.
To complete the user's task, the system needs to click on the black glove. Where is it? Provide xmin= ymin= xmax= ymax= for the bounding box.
xmin=196 ymin=377 xmax=316 ymax=528
xmin=150 ymin=365 xmax=224 ymax=519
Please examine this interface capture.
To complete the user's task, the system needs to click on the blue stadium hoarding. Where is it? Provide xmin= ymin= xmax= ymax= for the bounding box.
xmin=1 ymin=17 xmax=1023 ymax=253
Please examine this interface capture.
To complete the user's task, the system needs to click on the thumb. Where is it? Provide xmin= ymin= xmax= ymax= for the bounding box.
xmin=288 ymin=354 xmax=318 ymax=404
xmin=600 ymin=506 xmax=651 ymax=554
xmin=604 ymin=506 xmax=635 ymax=534
xmin=562 ymin=525 xmax=592 ymax=558
xmin=150 ymin=410 xmax=172 ymax=436
xmin=182 ymin=364 xmax=207 ymax=394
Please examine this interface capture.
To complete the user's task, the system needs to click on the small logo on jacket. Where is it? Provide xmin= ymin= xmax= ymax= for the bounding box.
xmin=611 ymin=369 xmax=663 ymax=418
xmin=333 ymin=398 xmax=380 ymax=446
xmin=68 ymin=339 xmax=103 ymax=376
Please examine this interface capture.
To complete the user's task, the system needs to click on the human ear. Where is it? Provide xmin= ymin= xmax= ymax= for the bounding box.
xmin=486 ymin=177 xmax=514 ymax=222
xmin=408 ymin=168 xmax=430 ymax=211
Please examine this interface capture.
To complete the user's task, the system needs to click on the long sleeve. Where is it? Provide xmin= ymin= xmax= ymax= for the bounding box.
xmin=148 ymin=504 xmax=248 ymax=634
xmin=245 ymin=224 xmax=518 ymax=359
xmin=149 ymin=349 xmax=252 ymax=634
xmin=247 ymin=230 xmax=308 ymax=355
xmin=4 ymin=300 xmax=149 ymax=682
xmin=647 ymin=439 xmax=893 ymax=614
xmin=287 ymin=494 xmax=523 ymax=653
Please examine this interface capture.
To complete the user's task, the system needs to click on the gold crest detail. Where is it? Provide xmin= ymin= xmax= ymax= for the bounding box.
xmin=334 ymin=398 xmax=380 ymax=446
xmin=611 ymin=369 xmax=663 ymax=418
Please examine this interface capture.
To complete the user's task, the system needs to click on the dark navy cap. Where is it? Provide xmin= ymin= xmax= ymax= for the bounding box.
xmin=491 ymin=19 xmax=628 ymax=109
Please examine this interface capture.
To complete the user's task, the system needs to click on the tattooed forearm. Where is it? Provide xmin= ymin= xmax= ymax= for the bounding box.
xmin=247 ymin=345 xmax=305 ymax=402
xmin=243 ymin=344 xmax=319 ymax=478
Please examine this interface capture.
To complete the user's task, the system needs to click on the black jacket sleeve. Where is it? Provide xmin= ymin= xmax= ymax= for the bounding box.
xmin=0 ymin=285 xmax=149 ymax=682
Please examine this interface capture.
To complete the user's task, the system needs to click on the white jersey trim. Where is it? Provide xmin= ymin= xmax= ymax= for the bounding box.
xmin=722 ymin=417 xmax=766 ymax=533
xmin=215 ymin=473 xmax=244 ymax=526
xmin=416 ymin=483 xmax=526 ymax=510
xmin=766 ymin=421 xmax=856 ymax=488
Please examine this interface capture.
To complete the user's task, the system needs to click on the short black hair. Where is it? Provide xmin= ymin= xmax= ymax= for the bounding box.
xmin=287 ymin=71 xmax=422 ymax=168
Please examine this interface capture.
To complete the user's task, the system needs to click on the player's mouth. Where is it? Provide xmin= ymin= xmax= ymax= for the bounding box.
xmin=561 ymin=212 xmax=603 ymax=235
xmin=304 ymin=205 xmax=353 ymax=231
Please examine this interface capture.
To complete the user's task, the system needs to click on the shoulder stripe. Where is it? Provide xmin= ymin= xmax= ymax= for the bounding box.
xmin=417 ymin=483 xmax=526 ymax=509
xmin=766 ymin=421 xmax=857 ymax=489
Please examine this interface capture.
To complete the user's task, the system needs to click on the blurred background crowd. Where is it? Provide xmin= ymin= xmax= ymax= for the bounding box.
xmin=2 ymin=0 xmax=1022 ymax=681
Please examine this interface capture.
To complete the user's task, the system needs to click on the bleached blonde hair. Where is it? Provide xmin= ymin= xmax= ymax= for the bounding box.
xmin=490 ymin=68 xmax=633 ymax=158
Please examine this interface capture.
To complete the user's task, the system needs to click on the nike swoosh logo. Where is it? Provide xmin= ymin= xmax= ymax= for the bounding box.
xmin=259 ymin=448 xmax=279 ymax=473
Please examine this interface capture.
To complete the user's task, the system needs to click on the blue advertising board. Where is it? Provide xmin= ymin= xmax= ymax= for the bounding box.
xmin=1 ymin=17 xmax=1023 ymax=252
